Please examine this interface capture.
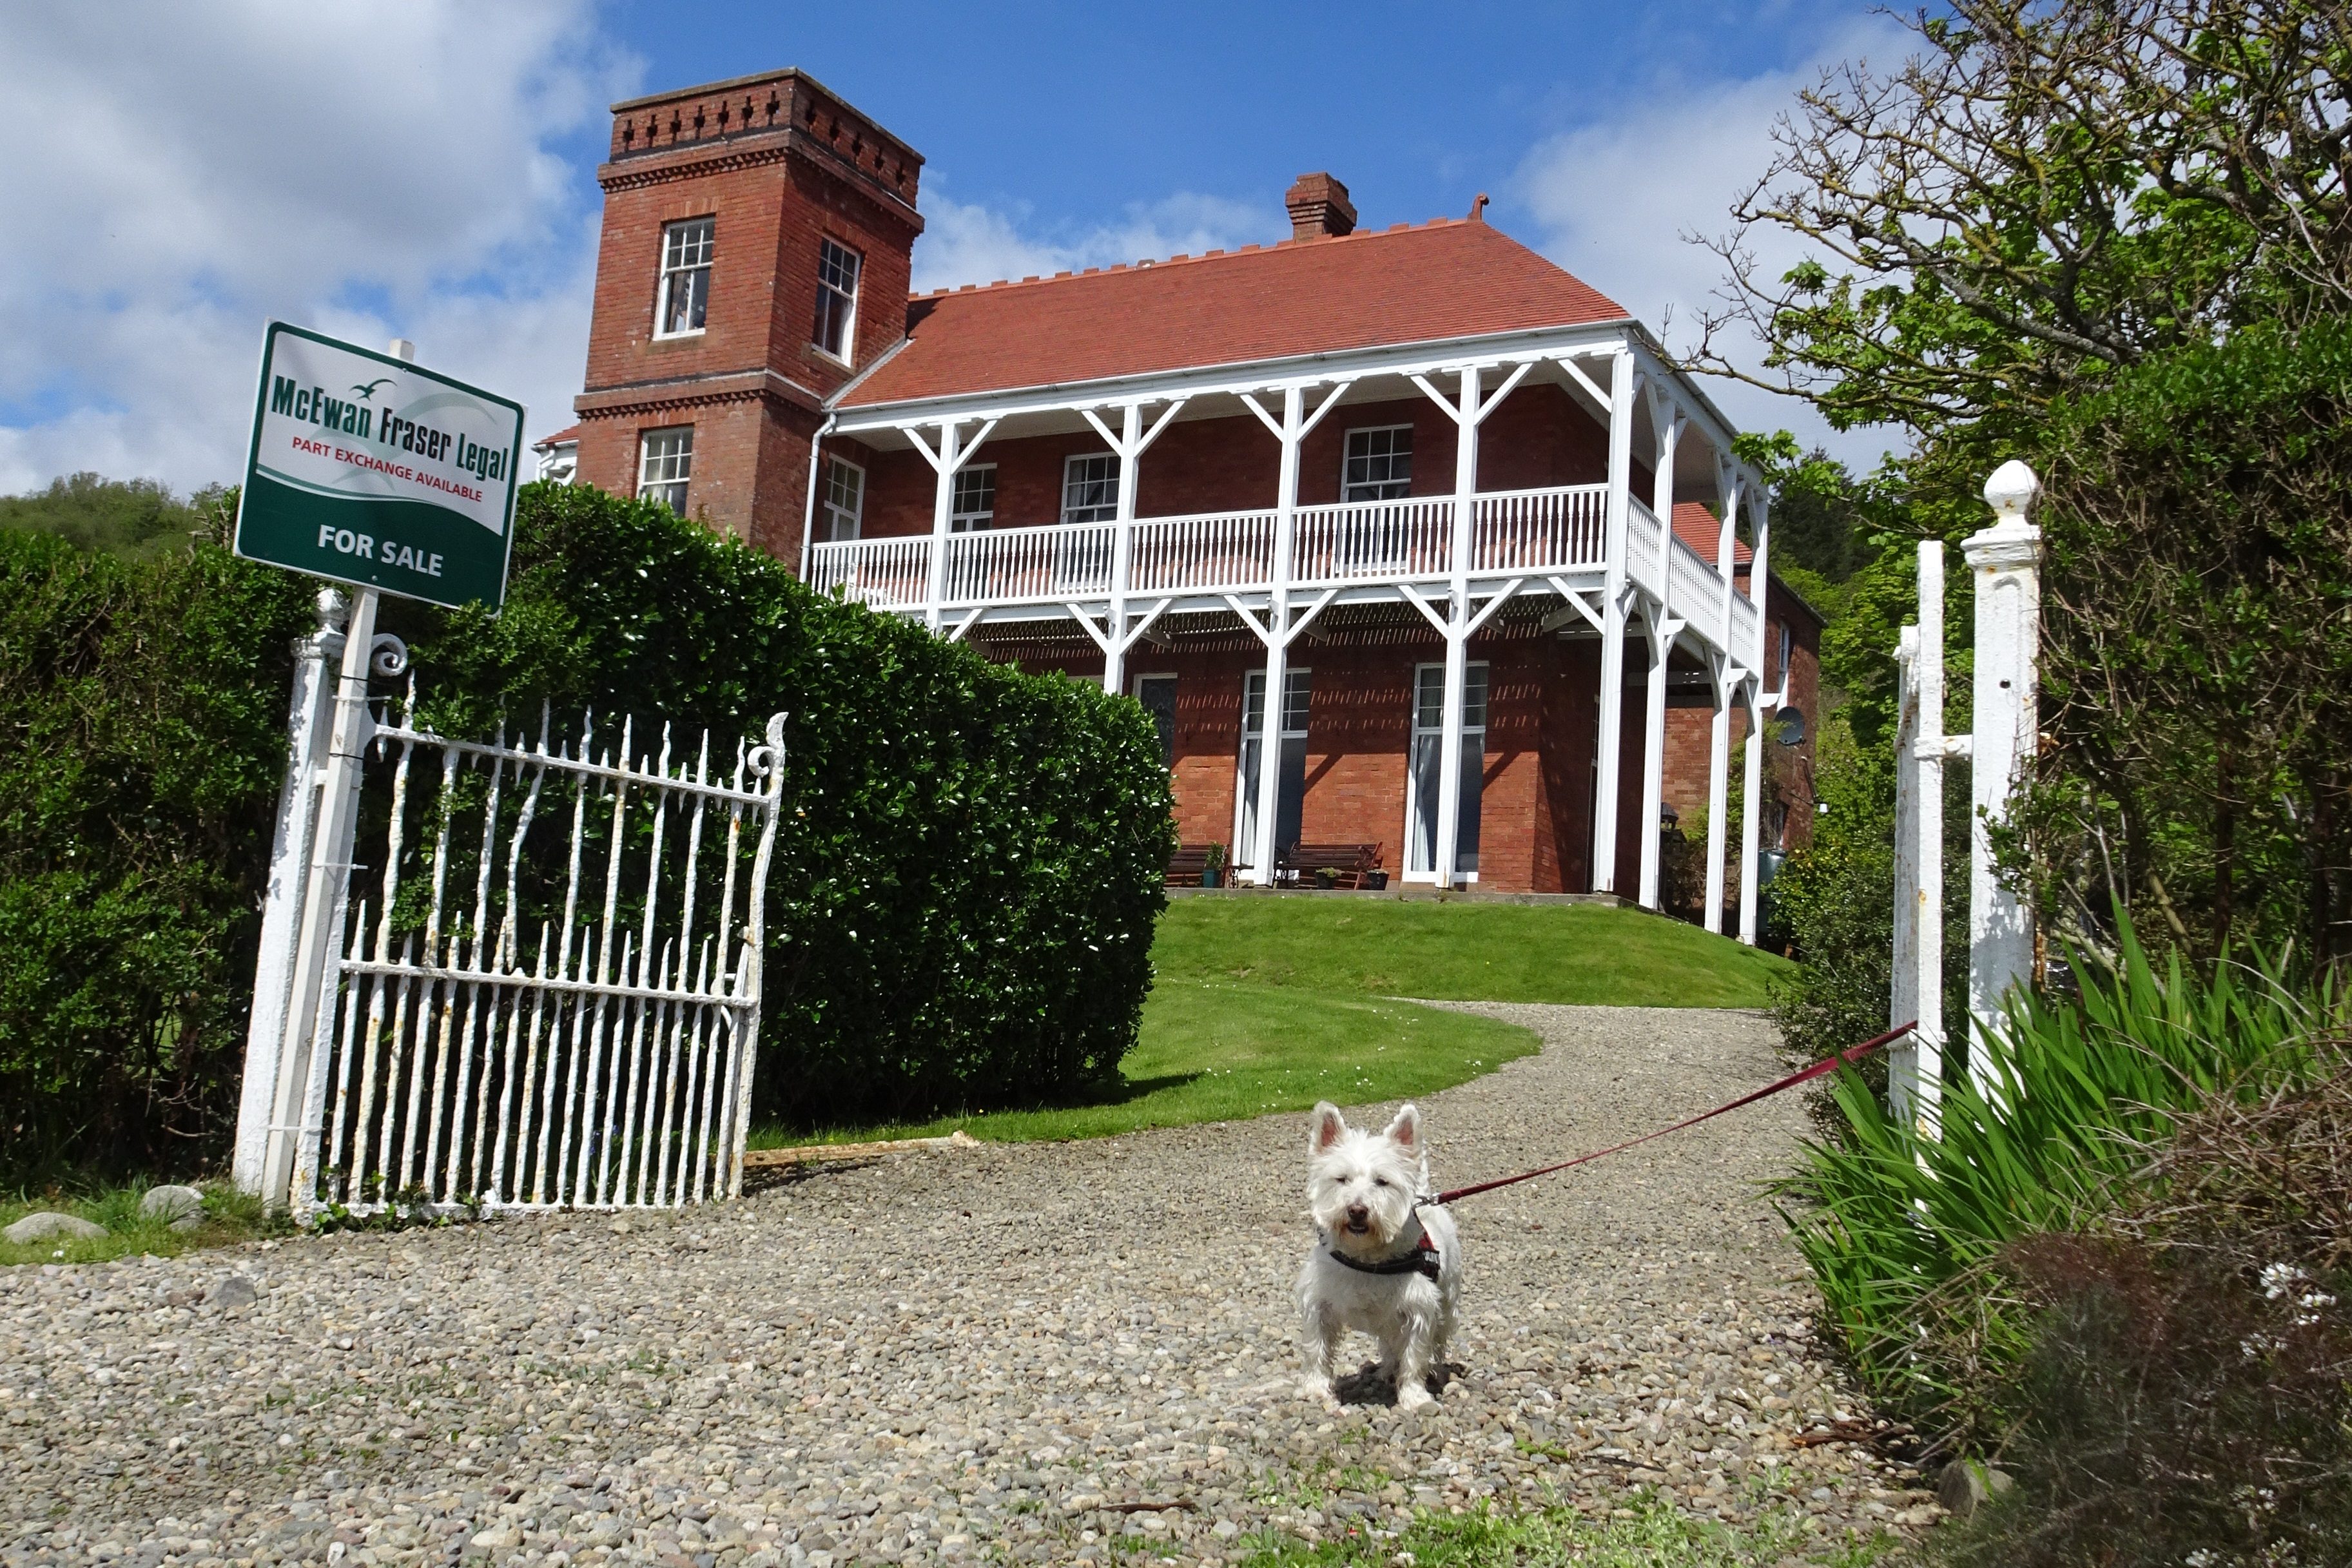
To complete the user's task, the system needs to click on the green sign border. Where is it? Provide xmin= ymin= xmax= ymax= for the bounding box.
xmin=234 ymin=321 xmax=527 ymax=613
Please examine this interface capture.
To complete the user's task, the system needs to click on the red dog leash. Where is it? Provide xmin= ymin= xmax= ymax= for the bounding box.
xmin=1430 ymin=1021 xmax=1918 ymax=1206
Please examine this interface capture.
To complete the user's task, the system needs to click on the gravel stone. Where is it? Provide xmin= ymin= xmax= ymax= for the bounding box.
xmin=1 ymin=1004 xmax=1937 ymax=1563
xmin=138 ymin=1188 xmax=204 ymax=1225
xmin=3 ymin=1212 xmax=104 ymax=1246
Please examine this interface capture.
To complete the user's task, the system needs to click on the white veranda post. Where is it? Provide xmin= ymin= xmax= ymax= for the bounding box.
xmin=1636 ymin=390 xmax=1684 ymax=911
xmin=1074 ymin=400 xmax=1185 ymax=694
xmin=1236 ymin=382 xmax=1348 ymax=883
xmin=1965 ymin=461 xmax=2042 ymax=1080
xmin=1408 ymin=360 xmax=1530 ymax=887
xmin=1702 ymin=472 xmax=1742 ymax=934
xmin=1590 ymin=353 xmax=1636 ymax=895
xmin=1738 ymin=493 xmax=1773 ymax=945
xmin=906 ymin=416 xmax=996 ymax=632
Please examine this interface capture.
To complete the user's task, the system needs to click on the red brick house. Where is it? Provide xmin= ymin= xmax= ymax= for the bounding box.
xmin=555 ymin=68 xmax=1819 ymax=938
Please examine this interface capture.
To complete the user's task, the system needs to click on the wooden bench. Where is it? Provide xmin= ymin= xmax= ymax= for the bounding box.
xmin=1166 ymin=843 xmax=1220 ymax=887
xmin=1276 ymin=842 xmax=1385 ymax=889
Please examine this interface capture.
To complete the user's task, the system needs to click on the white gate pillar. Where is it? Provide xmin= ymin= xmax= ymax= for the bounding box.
xmin=232 ymin=589 xmax=345 ymax=1195
xmin=1891 ymin=541 xmax=1947 ymax=1137
xmin=1965 ymin=461 xmax=2042 ymax=1076
xmin=258 ymin=583 xmax=380 ymax=1208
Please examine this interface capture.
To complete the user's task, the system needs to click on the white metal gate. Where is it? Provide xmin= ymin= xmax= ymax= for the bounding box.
xmin=238 ymin=595 xmax=787 ymax=1220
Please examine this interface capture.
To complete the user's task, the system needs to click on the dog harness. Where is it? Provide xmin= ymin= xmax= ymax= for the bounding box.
xmin=1323 ymin=1202 xmax=1444 ymax=1282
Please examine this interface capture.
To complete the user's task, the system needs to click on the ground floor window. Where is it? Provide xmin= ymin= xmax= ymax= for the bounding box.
xmin=1234 ymin=668 xmax=1308 ymax=869
xmin=637 ymin=426 xmax=694 ymax=514
xmin=1134 ymin=673 xmax=1176 ymax=768
xmin=1406 ymin=662 xmax=1487 ymax=877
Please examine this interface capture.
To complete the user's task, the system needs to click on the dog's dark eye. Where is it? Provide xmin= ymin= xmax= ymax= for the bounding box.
xmin=1374 ymin=1177 xmax=1389 ymax=1187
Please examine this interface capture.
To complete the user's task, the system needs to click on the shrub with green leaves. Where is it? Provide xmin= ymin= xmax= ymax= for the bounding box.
xmin=1 ymin=480 xmax=1172 ymax=1177
xmin=1780 ymin=916 xmax=2335 ymax=1430
xmin=0 ymin=518 xmax=316 ymax=1176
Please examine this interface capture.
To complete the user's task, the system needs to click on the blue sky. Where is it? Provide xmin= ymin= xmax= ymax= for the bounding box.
xmin=0 ymin=0 xmax=1902 ymax=494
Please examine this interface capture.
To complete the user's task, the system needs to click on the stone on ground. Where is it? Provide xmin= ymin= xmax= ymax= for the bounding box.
xmin=4 ymin=1211 xmax=105 ymax=1245
xmin=139 ymin=1185 xmax=205 ymax=1225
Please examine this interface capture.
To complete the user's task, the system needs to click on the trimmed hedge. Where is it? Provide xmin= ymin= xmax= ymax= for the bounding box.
xmin=0 ymin=482 xmax=1172 ymax=1176
xmin=0 ymin=523 xmax=317 ymax=1175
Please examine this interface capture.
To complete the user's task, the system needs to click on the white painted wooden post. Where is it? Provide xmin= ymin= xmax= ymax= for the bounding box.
xmin=1965 ymin=461 xmax=2041 ymax=1078
xmin=1102 ymin=404 xmax=1142 ymax=695
xmin=231 ymin=588 xmax=345 ymax=1194
xmin=1432 ymin=366 xmax=1480 ymax=888
xmin=1252 ymin=389 xmax=1301 ymax=886
xmin=1892 ymin=541 xmax=1947 ymax=1137
xmin=1704 ymin=670 xmax=1733 ymax=934
xmin=259 ymin=582 xmax=379 ymax=1208
xmin=922 ymin=421 xmax=962 ymax=632
xmin=1738 ymin=493 xmax=1773 ymax=945
xmin=1636 ymin=396 xmax=1682 ymax=910
xmin=1591 ymin=352 xmax=1636 ymax=895
xmin=1703 ymin=475 xmax=1740 ymax=933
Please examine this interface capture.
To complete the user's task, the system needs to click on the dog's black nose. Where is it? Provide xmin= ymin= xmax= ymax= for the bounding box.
xmin=1346 ymin=1204 xmax=1369 ymax=1223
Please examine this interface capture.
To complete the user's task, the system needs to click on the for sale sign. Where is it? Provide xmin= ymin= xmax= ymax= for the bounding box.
xmin=235 ymin=322 xmax=525 ymax=610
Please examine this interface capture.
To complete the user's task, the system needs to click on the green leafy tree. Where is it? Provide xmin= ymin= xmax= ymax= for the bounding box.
xmin=1700 ymin=0 xmax=2352 ymax=970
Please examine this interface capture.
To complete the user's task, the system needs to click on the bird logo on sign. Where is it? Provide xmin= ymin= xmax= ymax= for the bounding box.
xmin=351 ymin=378 xmax=393 ymax=402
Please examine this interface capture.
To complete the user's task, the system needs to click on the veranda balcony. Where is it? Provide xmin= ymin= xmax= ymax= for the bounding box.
xmin=806 ymin=481 xmax=1759 ymax=659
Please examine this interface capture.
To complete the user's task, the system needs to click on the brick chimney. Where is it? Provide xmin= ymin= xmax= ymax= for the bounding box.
xmin=1284 ymin=172 xmax=1357 ymax=240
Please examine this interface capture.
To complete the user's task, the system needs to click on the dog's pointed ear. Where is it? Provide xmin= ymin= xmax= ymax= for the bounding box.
xmin=1384 ymin=1103 xmax=1423 ymax=1154
xmin=1309 ymin=1101 xmax=1347 ymax=1155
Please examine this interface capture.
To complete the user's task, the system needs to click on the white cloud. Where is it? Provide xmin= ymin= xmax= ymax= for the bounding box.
xmin=912 ymin=187 xmax=1283 ymax=294
xmin=0 ymin=0 xmax=635 ymax=494
xmin=1510 ymin=17 xmax=1911 ymax=468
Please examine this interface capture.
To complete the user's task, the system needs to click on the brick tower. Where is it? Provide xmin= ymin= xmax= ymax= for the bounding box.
xmin=572 ymin=70 xmax=924 ymax=560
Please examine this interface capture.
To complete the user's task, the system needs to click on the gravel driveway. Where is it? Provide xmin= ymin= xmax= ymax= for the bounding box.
xmin=3 ymin=1004 xmax=1938 ymax=1566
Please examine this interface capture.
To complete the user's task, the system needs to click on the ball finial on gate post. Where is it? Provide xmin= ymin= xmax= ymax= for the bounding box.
xmin=315 ymin=586 xmax=349 ymax=634
xmin=1981 ymin=460 xmax=2040 ymax=528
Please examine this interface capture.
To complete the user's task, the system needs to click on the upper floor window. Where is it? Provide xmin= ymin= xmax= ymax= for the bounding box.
xmin=637 ymin=426 xmax=694 ymax=513
xmin=1062 ymin=452 xmax=1120 ymax=525
xmin=819 ymin=456 xmax=864 ymax=542
xmin=950 ymin=465 xmax=996 ymax=532
xmin=656 ymin=218 xmax=713 ymax=338
xmin=1342 ymin=425 xmax=1413 ymax=501
xmin=1776 ymin=621 xmax=1794 ymax=688
xmin=812 ymin=237 xmax=861 ymax=360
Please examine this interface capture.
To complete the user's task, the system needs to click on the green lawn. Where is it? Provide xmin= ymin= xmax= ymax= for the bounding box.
xmin=1154 ymin=895 xmax=1793 ymax=1007
xmin=755 ymin=898 xmax=1782 ymax=1152
xmin=750 ymin=976 xmax=1540 ymax=1148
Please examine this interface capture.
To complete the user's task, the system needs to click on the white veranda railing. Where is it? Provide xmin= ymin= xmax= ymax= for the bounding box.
xmin=264 ymin=657 xmax=788 ymax=1220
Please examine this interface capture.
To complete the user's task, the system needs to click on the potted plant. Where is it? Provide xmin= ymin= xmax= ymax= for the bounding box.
xmin=1363 ymin=867 xmax=1389 ymax=891
xmin=1203 ymin=843 xmax=1225 ymax=888
xmin=1314 ymin=865 xmax=1339 ymax=891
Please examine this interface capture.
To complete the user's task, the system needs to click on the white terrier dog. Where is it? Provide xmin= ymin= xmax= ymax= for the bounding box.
xmin=1295 ymin=1101 xmax=1462 ymax=1410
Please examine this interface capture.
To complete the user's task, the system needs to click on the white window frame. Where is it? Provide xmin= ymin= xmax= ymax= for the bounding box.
xmin=1060 ymin=452 xmax=1121 ymax=525
xmin=1403 ymin=661 xmax=1488 ymax=882
xmin=636 ymin=426 xmax=694 ymax=514
xmin=654 ymin=217 xmax=714 ymax=340
xmin=819 ymin=454 xmax=864 ymax=543
xmin=812 ymin=237 xmax=862 ymax=363
xmin=1341 ymin=424 xmax=1414 ymax=503
xmin=949 ymin=463 xmax=996 ymax=533
xmin=1232 ymin=668 xmax=1310 ymax=871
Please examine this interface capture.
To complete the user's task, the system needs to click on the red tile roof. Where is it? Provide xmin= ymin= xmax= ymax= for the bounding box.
xmin=1672 ymin=499 xmax=1753 ymax=565
xmin=534 ymin=425 xmax=581 ymax=449
xmin=838 ymin=218 xmax=1627 ymax=408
